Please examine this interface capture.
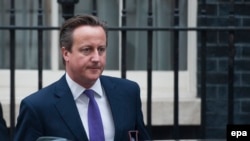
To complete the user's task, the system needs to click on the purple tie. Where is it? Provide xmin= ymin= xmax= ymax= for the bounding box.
xmin=84 ymin=89 xmax=105 ymax=141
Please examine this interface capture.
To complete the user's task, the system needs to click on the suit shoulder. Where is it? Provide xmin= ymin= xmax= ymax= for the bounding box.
xmin=22 ymin=81 xmax=58 ymax=104
xmin=101 ymin=75 xmax=139 ymax=87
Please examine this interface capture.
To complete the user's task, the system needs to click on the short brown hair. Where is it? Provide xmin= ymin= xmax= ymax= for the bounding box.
xmin=59 ymin=14 xmax=107 ymax=64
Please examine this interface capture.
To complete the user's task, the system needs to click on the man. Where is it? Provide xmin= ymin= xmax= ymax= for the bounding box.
xmin=0 ymin=102 xmax=9 ymax=141
xmin=14 ymin=15 xmax=151 ymax=141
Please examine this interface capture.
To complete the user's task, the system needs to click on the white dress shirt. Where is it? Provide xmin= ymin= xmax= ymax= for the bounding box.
xmin=66 ymin=73 xmax=115 ymax=141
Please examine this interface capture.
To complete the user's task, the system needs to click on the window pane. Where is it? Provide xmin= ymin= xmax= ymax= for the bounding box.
xmin=0 ymin=1 xmax=9 ymax=68
xmin=0 ymin=0 xmax=51 ymax=69
xmin=126 ymin=0 xmax=187 ymax=70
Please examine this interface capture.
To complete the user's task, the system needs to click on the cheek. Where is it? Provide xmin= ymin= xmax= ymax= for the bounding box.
xmin=74 ymin=55 xmax=88 ymax=65
xmin=101 ymin=56 xmax=106 ymax=65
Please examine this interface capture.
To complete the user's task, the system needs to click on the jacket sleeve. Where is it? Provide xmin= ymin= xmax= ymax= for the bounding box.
xmin=134 ymin=83 xmax=152 ymax=140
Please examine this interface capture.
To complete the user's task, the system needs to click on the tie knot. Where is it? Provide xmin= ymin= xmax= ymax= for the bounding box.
xmin=84 ymin=89 xmax=95 ymax=99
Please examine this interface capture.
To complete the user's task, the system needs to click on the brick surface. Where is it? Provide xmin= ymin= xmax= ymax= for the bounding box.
xmin=198 ymin=0 xmax=250 ymax=138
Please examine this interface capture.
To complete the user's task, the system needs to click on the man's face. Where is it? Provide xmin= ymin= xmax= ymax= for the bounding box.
xmin=62 ymin=25 xmax=107 ymax=88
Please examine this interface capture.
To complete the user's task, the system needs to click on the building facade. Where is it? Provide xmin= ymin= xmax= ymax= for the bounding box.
xmin=0 ymin=0 xmax=249 ymax=139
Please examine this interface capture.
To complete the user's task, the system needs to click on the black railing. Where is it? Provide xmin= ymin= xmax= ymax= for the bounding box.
xmin=0 ymin=25 xmax=245 ymax=140
xmin=0 ymin=0 xmax=244 ymax=140
xmin=146 ymin=0 xmax=153 ymax=135
xmin=173 ymin=0 xmax=180 ymax=139
xmin=37 ymin=0 xmax=43 ymax=90
xmin=9 ymin=0 xmax=16 ymax=140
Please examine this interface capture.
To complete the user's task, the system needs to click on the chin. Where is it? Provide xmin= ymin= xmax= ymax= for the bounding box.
xmin=88 ymin=74 xmax=101 ymax=80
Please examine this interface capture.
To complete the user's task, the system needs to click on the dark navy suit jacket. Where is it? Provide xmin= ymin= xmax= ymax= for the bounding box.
xmin=14 ymin=75 xmax=151 ymax=141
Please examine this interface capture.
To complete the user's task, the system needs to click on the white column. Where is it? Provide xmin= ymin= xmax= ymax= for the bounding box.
xmin=187 ymin=0 xmax=198 ymax=96
xmin=51 ymin=0 xmax=59 ymax=71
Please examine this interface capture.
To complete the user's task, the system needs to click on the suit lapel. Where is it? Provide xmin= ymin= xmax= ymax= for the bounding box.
xmin=54 ymin=76 xmax=88 ymax=141
xmin=100 ymin=76 xmax=127 ymax=141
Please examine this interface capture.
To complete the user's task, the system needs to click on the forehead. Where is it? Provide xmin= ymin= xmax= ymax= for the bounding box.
xmin=71 ymin=26 xmax=107 ymax=47
xmin=73 ymin=25 xmax=106 ymax=37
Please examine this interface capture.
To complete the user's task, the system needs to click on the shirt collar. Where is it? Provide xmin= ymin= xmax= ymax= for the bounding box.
xmin=65 ymin=73 xmax=103 ymax=100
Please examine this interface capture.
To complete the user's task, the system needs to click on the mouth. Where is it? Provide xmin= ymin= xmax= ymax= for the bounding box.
xmin=88 ymin=67 xmax=101 ymax=71
xmin=89 ymin=67 xmax=100 ymax=69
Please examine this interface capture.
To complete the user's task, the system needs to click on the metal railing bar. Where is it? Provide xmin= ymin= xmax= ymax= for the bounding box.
xmin=108 ymin=26 xmax=250 ymax=31
xmin=173 ymin=0 xmax=180 ymax=139
xmin=92 ymin=0 xmax=97 ymax=16
xmin=2 ymin=26 xmax=250 ymax=31
xmin=146 ymin=0 xmax=153 ymax=135
xmin=9 ymin=0 xmax=16 ymax=140
xmin=37 ymin=0 xmax=43 ymax=90
xmin=121 ymin=0 xmax=127 ymax=79
xmin=0 ymin=26 xmax=60 ymax=30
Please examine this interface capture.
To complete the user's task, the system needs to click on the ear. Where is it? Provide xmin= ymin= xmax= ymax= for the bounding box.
xmin=61 ymin=47 xmax=70 ymax=62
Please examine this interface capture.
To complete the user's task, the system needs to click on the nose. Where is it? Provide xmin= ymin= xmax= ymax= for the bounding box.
xmin=91 ymin=49 xmax=100 ymax=62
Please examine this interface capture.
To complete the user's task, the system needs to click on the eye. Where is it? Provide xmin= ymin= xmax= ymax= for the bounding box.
xmin=80 ymin=47 xmax=91 ymax=55
xmin=98 ymin=47 xmax=106 ymax=54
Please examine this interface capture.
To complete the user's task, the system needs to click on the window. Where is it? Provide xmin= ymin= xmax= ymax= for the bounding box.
xmin=0 ymin=0 xmax=52 ymax=69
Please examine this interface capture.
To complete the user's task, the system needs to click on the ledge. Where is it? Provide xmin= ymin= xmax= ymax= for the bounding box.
xmin=0 ymin=70 xmax=200 ymax=126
